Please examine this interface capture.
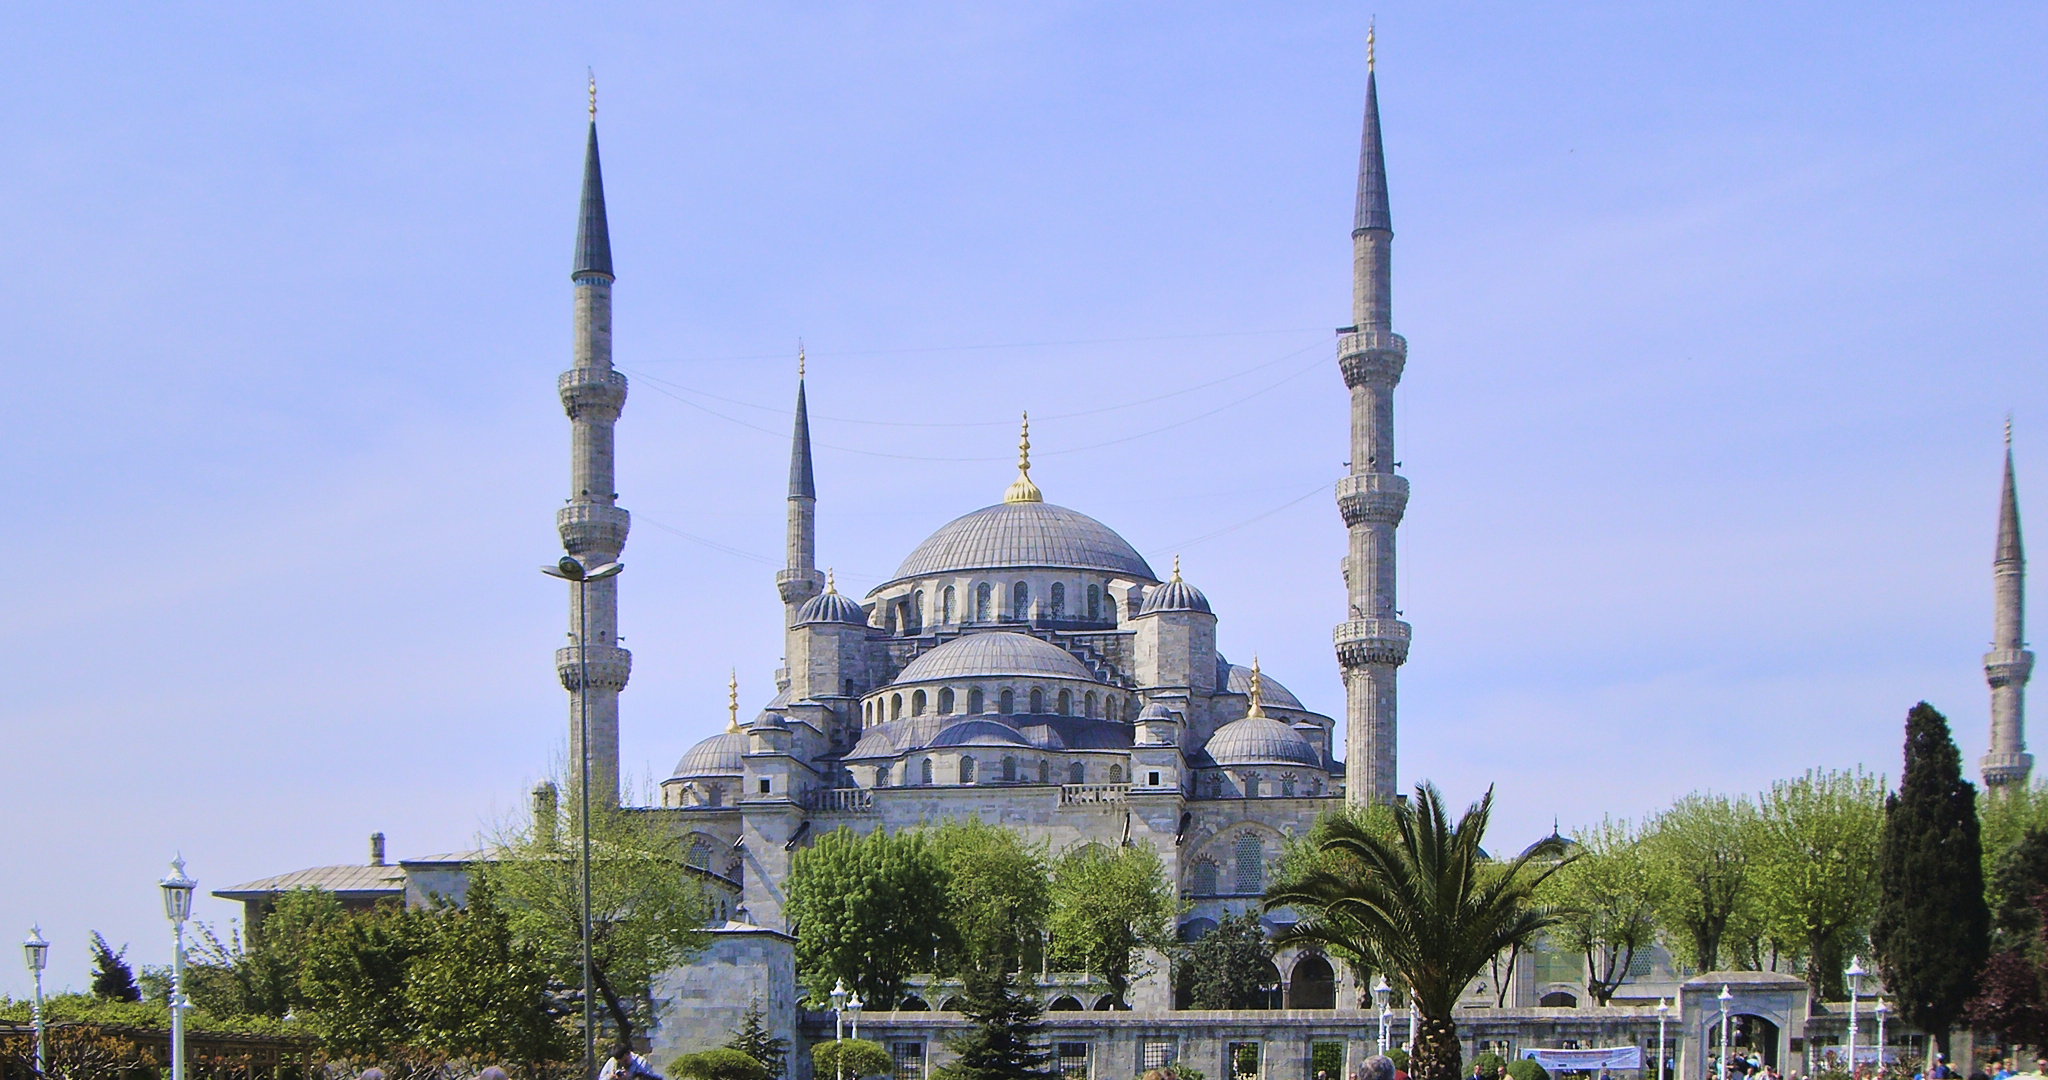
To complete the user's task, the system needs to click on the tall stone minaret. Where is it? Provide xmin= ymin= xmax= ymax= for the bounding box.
xmin=1983 ymin=424 xmax=2033 ymax=793
xmin=1333 ymin=28 xmax=1411 ymax=806
xmin=555 ymin=91 xmax=632 ymax=805
xmin=777 ymin=354 xmax=825 ymax=630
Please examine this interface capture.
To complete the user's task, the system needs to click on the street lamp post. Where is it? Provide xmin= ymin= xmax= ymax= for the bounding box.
xmin=161 ymin=857 xmax=196 ymax=1080
xmin=1846 ymin=957 xmax=1867 ymax=1078
xmin=832 ymin=979 xmax=849 ymax=1043
xmin=23 ymin=926 xmax=48 ymax=1076
xmin=1374 ymin=977 xmax=1392 ymax=1056
xmin=1656 ymin=998 xmax=1670 ymax=1080
xmin=1874 ymin=1000 xmax=1886 ymax=1076
xmin=542 ymin=554 xmax=623 ymax=1080
xmin=1718 ymin=985 xmax=1733 ymax=1080
xmin=847 ymin=991 xmax=864 ymax=1042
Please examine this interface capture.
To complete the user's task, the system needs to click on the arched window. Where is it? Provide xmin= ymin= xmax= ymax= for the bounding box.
xmin=1039 ymin=760 xmax=1050 ymax=784
xmin=999 ymin=689 xmax=1015 ymax=714
xmin=1088 ymin=584 xmax=1101 ymax=620
xmin=1109 ymin=764 xmax=1123 ymax=783
xmin=844 ymin=678 xmax=856 ymax=697
xmin=969 ymin=687 xmax=985 ymax=714
xmin=1069 ymin=761 xmax=1085 ymax=784
xmin=1192 ymin=859 xmax=1219 ymax=895
xmin=1050 ymin=582 xmax=1065 ymax=619
xmin=1056 ymin=689 xmax=1071 ymax=715
xmin=976 ymin=583 xmax=992 ymax=621
xmin=1106 ymin=595 xmax=1117 ymax=622
xmin=912 ymin=591 xmax=925 ymax=631
xmin=1281 ymin=773 xmax=1296 ymax=797
xmin=942 ymin=586 xmax=956 ymax=624
xmin=1012 ymin=581 xmax=1029 ymax=619
xmin=961 ymin=756 xmax=976 ymax=783
xmin=1002 ymin=756 xmax=1017 ymax=782
xmin=939 ymin=687 xmax=955 ymax=714
xmin=1105 ymin=696 xmax=1117 ymax=721
xmin=1244 ymin=772 xmax=1260 ymax=798
xmin=1235 ymin=833 xmax=1265 ymax=894
xmin=1085 ymin=691 xmax=1098 ymax=718
xmin=1030 ymin=688 xmax=1044 ymax=713
xmin=687 ymin=838 xmax=713 ymax=869
xmin=922 ymin=758 xmax=934 ymax=785
xmin=912 ymin=689 xmax=927 ymax=716
xmin=863 ymin=700 xmax=872 ymax=724
xmin=1206 ymin=773 xmax=1223 ymax=798
xmin=891 ymin=694 xmax=903 ymax=721
xmin=707 ymin=784 xmax=724 ymax=808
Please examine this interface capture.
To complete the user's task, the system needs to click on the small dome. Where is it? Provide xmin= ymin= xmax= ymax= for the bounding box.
xmin=1137 ymin=701 xmax=1179 ymax=722
xmin=895 ymin=631 xmax=1095 ymax=684
xmin=1203 ymin=716 xmax=1322 ymax=769
xmin=671 ymin=730 xmax=747 ymax=779
xmin=929 ymin=719 xmax=1034 ymax=749
xmin=1218 ymin=660 xmax=1304 ymax=711
xmin=1140 ymin=557 xmax=1211 ymax=615
xmin=798 ymin=575 xmax=868 ymax=626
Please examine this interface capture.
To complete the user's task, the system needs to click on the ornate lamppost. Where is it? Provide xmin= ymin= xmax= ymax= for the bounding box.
xmin=542 ymin=553 xmax=623 ymax=1080
xmin=1874 ymin=1000 xmax=1887 ymax=1076
xmin=161 ymin=857 xmax=197 ymax=1080
xmin=22 ymin=926 xmax=48 ymax=1076
xmin=847 ymin=991 xmax=863 ymax=1041
xmin=1656 ymin=997 xmax=1670 ymax=1080
xmin=1718 ymin=985 xmax=1733 ymax=1080
xmin=1374 ymin=976 xmax=1392 ymax=1055
xmin=1846 ymin=957 xmax=1867 ymax=1078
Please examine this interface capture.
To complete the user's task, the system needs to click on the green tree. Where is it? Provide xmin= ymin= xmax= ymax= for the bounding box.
xmin=787 ymin=825 xmax=951 ymax=1006
xmin=183 ymin=887 xmax=346 ymax=1019
xmin=402 ymin=876 xmax=566 ymax=1066
xmin=1267 ymin=784 xmax=1568 ymax=1080
xmin=932 ymin=819 xmax=1051 ymax=979
xmin=813 ymin=1038 xmax=895 ymax=1080
xmin=1047 ymin=842 xmax=1177 ymax=1009
xmin=1176 ymin=911 xmax=1277 ymax=1010
xmin=88 ymin=934 xmax=141 ymax=1003
xmin=1980 ymin=782 xmax=2048 ymax=883
xmin=479 ymin=790 xmax=712 ymax=1057
xmin=298 ymin=901 xmax=429 ymax=1056
xmin=724 ymin=999 xmax=790 ymax=1080
xmin=1275 ymin=804 xmax=1399 ymax=1004
xmin=932 ymin=966 xmax=1055 ymax=1080
xmin=1752 ymin=768 xmax=1883 ymax=1001
xmin=1642 ymin=793 xmax=1757 ymax=973
xmin=1549 ymin=817 xmax=1657 ymax=1005
xmin=1872 ymin=702 xmax=1990 ymax=1056
xmin=1505 ymin=1060 xmax=1549 ymax=1080
xmin=675 ymin=1047 xmax=774 ymax=1080
xmin=1988 ymin=826 xmax=2048 ymax=957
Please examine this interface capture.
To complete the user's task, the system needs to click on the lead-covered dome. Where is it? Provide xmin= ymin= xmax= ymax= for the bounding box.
xmin=1141 ymin=558 xmax=1211 ymax=615
xmin=1203 ymin=716 xmax=1322 ymax=769
xmin=797 ymin=579 xmax=867 ymax=625
xmin=671 ymin=730 xmax=747 ymax=779
xmin=1218 ymin=660 xmax=1304 ymax=711
xmin=884 ymin=502 xmax=1156 ymax=587
xmin=895 ymin=631 xmax=1096 ymax=684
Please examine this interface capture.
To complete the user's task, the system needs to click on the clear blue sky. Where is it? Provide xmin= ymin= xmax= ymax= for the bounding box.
xmin=3 ymin=4 xmax=2044 ymax=996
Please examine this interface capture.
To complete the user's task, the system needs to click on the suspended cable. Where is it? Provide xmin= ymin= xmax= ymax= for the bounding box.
xmin=1145 ymin=481 xmax=1332 ymax=556
xmin=629 ymin=326 xmax=1329 ymax=365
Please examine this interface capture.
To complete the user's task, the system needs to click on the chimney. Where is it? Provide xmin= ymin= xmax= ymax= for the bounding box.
xmin=533 ymin=780 xmax=560 ymax=848
xmin=369 ymin=832 xmax=386 ymax=866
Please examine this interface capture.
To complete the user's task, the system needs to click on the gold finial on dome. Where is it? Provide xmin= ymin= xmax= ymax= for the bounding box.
xmin=726 ymin=669 xmax=741 ymax=733
xmin=1004 ymin=411 xmax=1043 ymax=504
xmin=825 ymin=568 xmax=837 ymax=593
xmin=798 ymin=341 xmax=806 ymax=380
xmin=1247 ymin=656 xmax=1266 ymax=718
xmin=588 ymin=69 xmax=597 ymax=121
xmin=1171 ymin=555 xmax=1183 ymax=583
xmin=1367 ymin=19 xmax=1375 ymax=72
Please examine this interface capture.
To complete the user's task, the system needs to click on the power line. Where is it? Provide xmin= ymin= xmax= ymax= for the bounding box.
xmin=629 ymin=326 xmax=1329 ymax=365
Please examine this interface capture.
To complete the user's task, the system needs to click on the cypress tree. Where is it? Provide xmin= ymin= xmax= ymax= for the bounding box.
xmin=932 ymin=966 xmax=1055 ymax=1080
xmin=89 ymin=932 xmax=142 ymax=1002
xmin=1872 ymin=702 xmax=1990 ymax=1056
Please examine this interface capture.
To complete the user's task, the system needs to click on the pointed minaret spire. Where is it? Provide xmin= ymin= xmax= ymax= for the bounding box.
xmin=777 ymin=349 xmax=825 ymax=628
xmin=1334 ymin=28 xmax=1410 ymax=806
xmin=789 ymin=354 xmax=816 ymax=500
xmin=573 ymin=78 xmax=613 ymax=281
xmin=1005 ymin=411 xmax=1043 ymax=504
xmin=1985 ymin=420 xmax=2034 ymax=792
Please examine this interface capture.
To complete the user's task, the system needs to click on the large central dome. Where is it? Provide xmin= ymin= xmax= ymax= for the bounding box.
xmin=883 ymin=502 xmax=1157 ymax=588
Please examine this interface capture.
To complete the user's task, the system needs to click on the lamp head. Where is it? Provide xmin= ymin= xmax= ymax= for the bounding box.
xmin=1373 ymin=976 xmax=1392 ymax=1006
xmin=831 ymin=979 xmax=848 ymax=1008
xmin=847 ymin=992 xmax=863 ymax=1012
xmin=160 ymin=855 xmax=197 ymax=924
xmin=22 ymin=925 xmax=48 ymax=974
xmin=1846 ymin=956 xmax=1867 ymax=992
xmin=1657 ymin=997 xmax=1669 ymax=1015
xmin=585 ymin=561 xmax=623 ymax=580
xmin=542 ymin=556 xmax=586 ymax=581
xmin=1718 ymin=984 xmax=1732 ymax=1004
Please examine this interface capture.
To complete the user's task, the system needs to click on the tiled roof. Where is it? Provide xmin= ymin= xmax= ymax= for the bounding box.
xmin=213 ymin=864 xmax=403 ymax=901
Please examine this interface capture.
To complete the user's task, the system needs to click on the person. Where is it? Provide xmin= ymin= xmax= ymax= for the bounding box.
xmin=599 ymin=1045 xmax=667 ymax=1080
xmin=1472 ymin=1064 xmax=1488 ymax=1080
xmin=1362 ymin=1057 xmax=1397 ymax=1080
xmin=478 ymin=1070 xmax=510 ymax=1080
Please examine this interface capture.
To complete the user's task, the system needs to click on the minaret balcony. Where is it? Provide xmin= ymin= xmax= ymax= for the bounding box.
xmin=776 ymin=568 xmax=825 ymax=606
xmin=558 ymin=367 xmax=629 ymax=421
xmin=1986 ymin=647 xmax=2037 ymax=687
xmin=1336 ymin=473 xmax=1410 ymax=527
xmin=1334 ymin=618 xmax=1411 ymax=668
xmin=1337 ymin=330 xmax=1407 ymax=389
xmin=557 ymin=503 xmax=631 ymax=556
xmin=556 ymin=644 xmax=633 ymax=691
xmin=1983 ymin=750 xmax=2035 ymax=787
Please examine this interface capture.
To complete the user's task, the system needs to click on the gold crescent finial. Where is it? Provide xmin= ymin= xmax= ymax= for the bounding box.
xmin=798 ymin=340 xmax=806 ymax=379
xmin=826 ymin=568 xmax=836 ymax=593
xmin=727 ymin=669 xmax=741 ymax=733
xmin=1247 ymin=656 xmax=1265 ymax=718
xmin=1172 ymin=555 xmax=1182 ymax=583
xmin=2008 ymin=413 xmax=2015 ymax=451
xmin=1004 ymin=410 xmax=1042 ymax=503
xmin=1367 ymin=20 xmax=1375 ymax=72
xmin=588 ymin=70 xmax=597 ymax=121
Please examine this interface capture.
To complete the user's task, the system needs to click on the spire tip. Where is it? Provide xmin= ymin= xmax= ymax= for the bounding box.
xmin=588 ymin=69 xmax=597 ymax=122
xmin=727 ymin=669 xmax=741 ymax=733
xmin=1004 ymin=410 xmax=1042 ymax=503
xmin=1367 ymin=18 xmax=1376 ymax=72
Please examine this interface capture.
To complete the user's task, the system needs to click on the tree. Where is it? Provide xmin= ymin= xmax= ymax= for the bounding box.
xmin=1176 ymin=911 xmax=1277 ymax=1010
xmin=298 ymin=901 xmax=429 ymax=1056
xmin=1980 ymin=782 xmax=2048 ymax=885
xmin=1965 ymin=948 xmax=2048 ymax=1050
xmin=1047 ymin=842 xmax=1177 ymax=1008
xmin=88 ymin=934 xmax=141 ymax=1003
xmin=1642 ymin=793 xmax=1756 ymax=973
xmin=1267 ymin=784 xmax=1569 ymax=1080
xmin=1548 ymin=817 xmax=1657 ymax=1005
xmin=1275 ymin=804 xmax=1399 ymax=1005
xmin=932 ymin=966 xmax=1055 ymax=1080
xmin=480 ymin=789 xmax=712 ymax=1057
xmin=787 ymin=826 xmax=951 ymax=1006
xmin=1752 ymin=769 xmax=1883 ymax=1001
xmin=402 ymin=876 xmax=566 ymax=1066
xmin=183 ymin=887 xmax=346 ymax=1019
xmin=724 ymin=999 xmax=790 ymax=1080
xmin=813 ymin=1038 xmax=895 ymax=1080
xmin=932 ymin=819 xmax=1051 ymax=979
xmin=675 ymin=1047 xmax=773 ymax=1080
xmin=1989 ymin=827 xmax=2048 ymax=957
xmin=1873 ymin=702 xmax=1991 ymax=1056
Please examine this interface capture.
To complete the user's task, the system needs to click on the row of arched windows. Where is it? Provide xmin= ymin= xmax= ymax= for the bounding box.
xmin=876 ymin=756 xmax=1128 ymax=787
xmin=863 ymin=685 xmax=1136 ymax=725
xmin=1199 ymin=771 xmax=1319 ymax=799
xmin=885 ymin=580 xmax=1119 ymax=635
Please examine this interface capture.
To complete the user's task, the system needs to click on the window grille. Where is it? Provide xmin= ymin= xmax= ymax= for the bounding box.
xmin=1057 ymin=1043 xmax=1090 ymax=1080
xmin=1142 ymin=1042 xmax=1177 ymax=1072
xmin=1050 ymin=582 xmax=1066 ymax=619
xmin=892 ymin=1042 xmax=925 ymax=1080
xmin=1192 ymin=860 xmax=1219 ymax=895
xmin=1235 ymin=833 xmax=1264 ymax=894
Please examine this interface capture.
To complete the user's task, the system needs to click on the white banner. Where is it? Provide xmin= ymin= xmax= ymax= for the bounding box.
xmin=1520 ymin=1048 xmax=1645 ymax=1072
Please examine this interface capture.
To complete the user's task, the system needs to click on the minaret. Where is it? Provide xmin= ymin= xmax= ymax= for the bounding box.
xmin=555 ymin=82 xmax=632 ymax=804
xmin=777 ymin=350 xmax=825 ymax=628
xmin=1332 ymin=25 xmax=1411 ymax=806
xmin=1983 ymin=422 xmax=2033 ymax=792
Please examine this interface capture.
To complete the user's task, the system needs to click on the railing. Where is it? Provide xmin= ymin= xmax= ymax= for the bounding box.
xmin=804 ymin=788 xmax=876 ymax=814
xmin=1060 ymin=783 xmax=1130 ymax=806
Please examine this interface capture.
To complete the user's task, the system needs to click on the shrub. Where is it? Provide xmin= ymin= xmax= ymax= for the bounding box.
xmin=674 ymin=1047 xmax=771 ymax=1080
xmin=1473 ymin=1055 xmax=1507 ymax=1078
xmin=814 ymin=1038 xmax=895 ymax=1080
xmin=1506 ymin=1060 xmax=1549 ymax=1080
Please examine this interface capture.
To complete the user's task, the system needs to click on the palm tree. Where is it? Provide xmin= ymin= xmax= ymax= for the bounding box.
xmin=1266 ymin=783 xmax=1571 ymax=1080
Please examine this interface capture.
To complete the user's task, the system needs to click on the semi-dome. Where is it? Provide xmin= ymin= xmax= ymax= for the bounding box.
xmin=1140 ymin=557 xmax=1211 ymax=615
xmin=884 ymin=502 xmax=1157 ymax=588
xmin=1203 ymin=716 xmax=1322 ymax=769
xmin=929 ymin=719 xmax=1035 ymax=749
xmin=671 ymin=730 xmax=747 ymax=778
xmin=1219 ymin=660 xmax=1305 ymax=711
xmin=894 ymin=631 xmax=1095 ymax=684
xmin=797 ymin=573 xmax=868 ymax=625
